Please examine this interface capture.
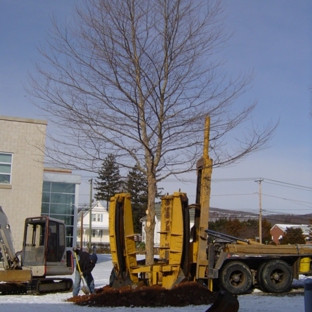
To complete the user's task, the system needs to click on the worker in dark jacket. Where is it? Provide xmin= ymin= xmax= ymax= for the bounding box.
xmin=73 ymin=248 xmax=98 ymax=296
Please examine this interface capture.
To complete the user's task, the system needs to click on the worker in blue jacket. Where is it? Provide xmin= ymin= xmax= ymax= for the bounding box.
xmin=73 ymin=248 xmax=97 ymax=296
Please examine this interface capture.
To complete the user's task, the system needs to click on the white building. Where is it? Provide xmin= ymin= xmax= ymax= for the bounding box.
xmin=140 ymin=215 xmax=161 ymax=246
xmin=77 ymin=201 xmax=109 ymax=248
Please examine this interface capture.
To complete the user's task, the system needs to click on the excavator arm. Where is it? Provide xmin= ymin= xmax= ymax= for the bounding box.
xmin=0 ymin=206 xmax=20 ymax=269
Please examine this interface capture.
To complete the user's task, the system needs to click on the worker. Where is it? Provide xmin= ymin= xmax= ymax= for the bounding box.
xmin=73 ymin=248 xmax=98 ymax=296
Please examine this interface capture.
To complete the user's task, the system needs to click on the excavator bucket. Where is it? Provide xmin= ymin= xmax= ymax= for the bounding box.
xmin=0 ymin=270 xmax=32 ymax=283
xmin=206 ymin=290 xmax=239 ymax=312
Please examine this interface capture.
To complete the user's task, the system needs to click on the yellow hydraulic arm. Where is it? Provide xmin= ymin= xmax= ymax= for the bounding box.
xmin=193 ymin=117 xmax=213 ymax=281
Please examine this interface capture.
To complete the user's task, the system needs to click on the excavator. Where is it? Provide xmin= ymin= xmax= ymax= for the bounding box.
xmin=0 ymin=206 xmax=73 ymax=295
xmin=108 ymin=116 xmax=312 ymax=306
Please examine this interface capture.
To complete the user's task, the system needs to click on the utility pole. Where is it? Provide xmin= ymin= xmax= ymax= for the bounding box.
xmin=255 ymin=179 xmax=263 ymax=244
xmin=80 ymin=211 xmax=83 ymax=249
xmin=89 ymin=178 xmax=93 ymax=253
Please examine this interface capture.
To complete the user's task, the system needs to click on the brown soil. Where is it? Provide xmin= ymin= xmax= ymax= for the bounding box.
xmin=67 ymin=282 xmax=217 ymax=308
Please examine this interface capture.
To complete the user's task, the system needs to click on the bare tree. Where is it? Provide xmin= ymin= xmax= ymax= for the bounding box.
xmin=28 ymin=0 xmax=276 ymax=264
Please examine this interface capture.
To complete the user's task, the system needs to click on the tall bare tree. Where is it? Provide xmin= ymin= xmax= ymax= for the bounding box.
xmin=29 ymin=0 xmax=276 ymax=264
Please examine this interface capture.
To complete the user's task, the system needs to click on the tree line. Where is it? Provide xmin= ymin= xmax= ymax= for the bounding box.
xmin=208 ymin=218 xmax=306 ymax=244
xmin=209 ymin=218 xmax=272 ymax=243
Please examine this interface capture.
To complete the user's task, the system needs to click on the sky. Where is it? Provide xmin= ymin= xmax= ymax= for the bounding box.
xmin=0 ymin=253 xmax=307 ymax=311
xmin=0 ymin=0 xmax=311 ymax=216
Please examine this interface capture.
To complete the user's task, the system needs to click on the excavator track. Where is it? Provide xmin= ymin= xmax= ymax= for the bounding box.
xmin=31 ymin=278 xmax=73 ymax=294
xmin=0 ymin=282 xmax=28 ymax=295
xmin=0 ymin=278 xmax=73 ymax=295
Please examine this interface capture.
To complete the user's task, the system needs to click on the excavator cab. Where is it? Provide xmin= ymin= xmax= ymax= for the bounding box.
xmin=0 ymin=207 xmax=73 ymax=294
xmin=21 ymin=216 xmax=73 ymax=277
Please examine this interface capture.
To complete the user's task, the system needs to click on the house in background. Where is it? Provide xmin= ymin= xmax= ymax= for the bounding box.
xmin=140 ymin=214 xmax=160 ymax=247
xmin=270 ymin=224 xmax=311 ymax=244
xmin=77 ymin=201 xmax=109 ymax=249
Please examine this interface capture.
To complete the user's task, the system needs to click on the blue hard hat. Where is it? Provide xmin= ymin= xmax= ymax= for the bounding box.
xmin=90 ymin=253 xmax=98 ymax=263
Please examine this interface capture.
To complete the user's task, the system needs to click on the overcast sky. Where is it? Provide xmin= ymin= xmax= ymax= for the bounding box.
xmin=1 ymin=0 xmax=311 ymax=216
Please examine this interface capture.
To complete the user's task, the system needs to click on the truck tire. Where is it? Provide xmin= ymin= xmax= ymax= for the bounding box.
xmin=260 ymin=259 xmax=293 ymax=293
xmin=220 ymin=261 xmax=252 ymax=295
xmin=256 ymin=261 xmax=267 ymax=291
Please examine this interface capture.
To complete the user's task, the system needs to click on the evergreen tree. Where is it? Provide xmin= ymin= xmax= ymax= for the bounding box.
xmin=209 ymin=218 xmax=228 ymax=233
xmin=239 ymin=219 xmax=258 ymax=240
xmin=224 ymin=219 xmax=242 ymax=237
xmin=125 ymin=165 xmax=148 ymax=234
xmin=94 ymin=154 xmax=122 ymax=210
xmin=280 ymin=227 xmax=306 ymax=245
xmin=261 ymin=218 xmax=272 ymax=244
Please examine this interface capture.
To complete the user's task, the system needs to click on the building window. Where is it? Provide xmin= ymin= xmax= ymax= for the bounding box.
xmin=0 ymin=153 xmax=12 ymax=184
xmin=92 ymin=213 xmax=103 ymax=222
xmin=41 ymin=181 xmax=76 ymax=248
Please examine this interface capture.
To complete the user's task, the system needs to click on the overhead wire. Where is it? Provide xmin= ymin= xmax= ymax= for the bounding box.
xmin=261 ymin=193 xmax=312 ymax=209
xmin=263 ymin=179 xmax=312 ymax=191
xmin=79 ymin=173 xmax=312 ymax=213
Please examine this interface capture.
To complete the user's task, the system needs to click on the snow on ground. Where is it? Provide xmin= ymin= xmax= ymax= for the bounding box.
xmin=0 ymin=254 xmax=308 ymax=312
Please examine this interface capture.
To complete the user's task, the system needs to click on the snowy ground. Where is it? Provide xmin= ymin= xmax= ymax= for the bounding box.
xmin=0 ymin=254 xmax=308 ymax=312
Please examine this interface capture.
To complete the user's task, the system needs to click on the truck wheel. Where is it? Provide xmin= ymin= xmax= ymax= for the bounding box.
xmin=260 ymin=260 xmax=293 ymax=293
xmin=220 ymin=261 xmax=252 ymax=294
xmin=256 ymin=262 xmax=267 ymax=291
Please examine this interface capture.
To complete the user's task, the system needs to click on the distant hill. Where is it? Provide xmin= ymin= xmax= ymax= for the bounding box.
xmin=209 ymin=207 xmax=312 ymax=225
xmin=154 ymin=204 xmax=311 ymax=225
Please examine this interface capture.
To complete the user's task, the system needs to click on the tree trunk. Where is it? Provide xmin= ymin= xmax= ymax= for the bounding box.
xmin=145 ymin=175 xmax=157 ymax=265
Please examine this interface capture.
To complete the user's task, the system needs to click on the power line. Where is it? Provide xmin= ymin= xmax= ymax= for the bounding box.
xmin=212 ymin=177 xmax=312 ymax=191
xmin=81 ymin=174 xmax=312 ymax=191
xmin=212 ymin=193 xmax=256 ymax=197
xmin=263 ymin=179 xmax=312 ymax=191
xmin=262 ymin=193 xmax=312 ymax=209
xmin=212 ymin=177 xmax=261 ymax=182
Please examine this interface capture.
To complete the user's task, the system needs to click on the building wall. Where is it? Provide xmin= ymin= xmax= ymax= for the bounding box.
xmin=270 ymin=225 xmax=285 ymax=244
xmin=0 ymin=116 xmax=47 ymax=250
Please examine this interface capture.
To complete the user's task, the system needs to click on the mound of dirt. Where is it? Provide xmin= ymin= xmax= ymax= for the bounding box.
xmin=67 ymin=282 xmax=217 ymax=307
